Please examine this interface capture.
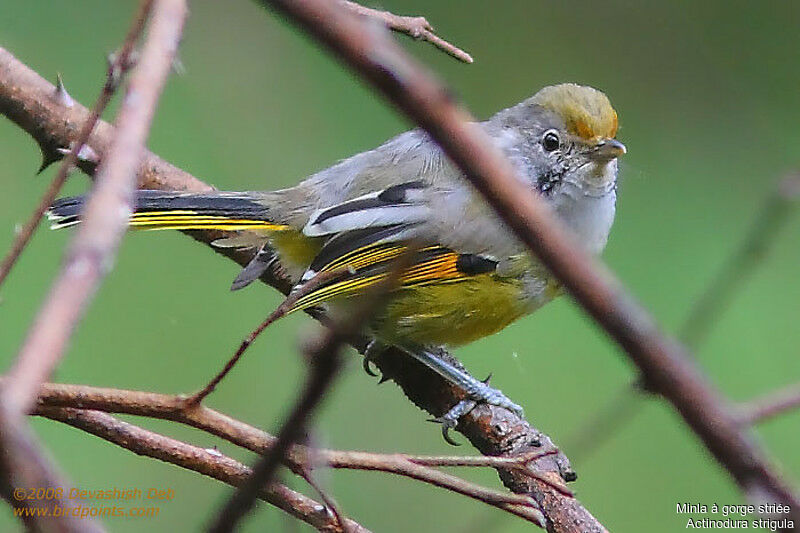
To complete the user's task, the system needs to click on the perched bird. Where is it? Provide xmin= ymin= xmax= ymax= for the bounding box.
xmin=49 ymin=83 xmax=625 ymax=430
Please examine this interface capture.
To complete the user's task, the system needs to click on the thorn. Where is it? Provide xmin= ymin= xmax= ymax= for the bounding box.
xmin=204 ymin=446 xmax=223 ymax=458
xmin=37 ymin=149 xmax=60 ymax=174
xmin=481 ymin=373 xmax=492 ymax=385
xmin=561 ymin=467 xmax=578 ymax=483
xmin=57 ymin=143 xmax=100 ymax=165
xmin=53 ymin=73 xmax=74 ymax=108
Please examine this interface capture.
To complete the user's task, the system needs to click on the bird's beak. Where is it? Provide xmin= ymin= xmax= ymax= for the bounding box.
xmin=590 ymin=138 xmax=627 ymax=161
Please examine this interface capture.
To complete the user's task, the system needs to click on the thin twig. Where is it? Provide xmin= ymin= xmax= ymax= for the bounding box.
xmin=38 ymin=406 xmax=369 ymax=533
xmin=256 ymin=0 xmax=800 ymax=525
xmin=297 ymin=467 xmax=350 ymax=533
xmin=3 ymin=0 xmax=187 ymax=419
xmin=0 ymin=2 xmax=160 ymax=530
xmin=566 ymin=172 xmax=800 ymax=461
xmin=20 ymin=379 xmax=550 ymax=526
xmin=206 ymin=326 xmax=348 ymax=532
xmin=340 ymin=1 xmax=473 ymax=63
xmin=0 ymin=414 xmax=105 ymax=533
xmin=739 ymin=383 xmax=800 ymax=425
xmin=681 ymin=172 xmax=800 ymax=348
xmin=0 ymin=47 xmax=577 ymax=530
xmin=0 ymin=0 xmax=153 ymax=290
xmin=208 ymin=249 xmax=415 ymax=532
xmin=186 ymin=267 xmax=352 ymax=406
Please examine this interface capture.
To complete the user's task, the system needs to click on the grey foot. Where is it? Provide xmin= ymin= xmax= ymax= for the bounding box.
xmin=431 ymin=377 xmax=525 ymax=446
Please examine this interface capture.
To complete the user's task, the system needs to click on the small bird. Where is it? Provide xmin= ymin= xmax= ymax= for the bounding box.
xmin=49 ymin=83 xmax=625 ymax=430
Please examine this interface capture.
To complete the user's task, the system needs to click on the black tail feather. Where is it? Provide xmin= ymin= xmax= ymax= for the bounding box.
xmin=48 ymin=190 xmax=277 ymax=230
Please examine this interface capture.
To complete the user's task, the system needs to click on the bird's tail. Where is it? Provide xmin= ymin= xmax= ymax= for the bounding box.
xmin=48 ymin=190 xmax=289 ymax=232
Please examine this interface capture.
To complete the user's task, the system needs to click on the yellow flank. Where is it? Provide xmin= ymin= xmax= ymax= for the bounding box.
xmin=376 ymin=275 xmax=529 ymax=347
xmin=269 ymin=229 xmax=322 ymax=270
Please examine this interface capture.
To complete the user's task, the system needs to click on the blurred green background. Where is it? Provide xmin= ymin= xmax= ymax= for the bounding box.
xmin=1 ymin=1 xmax=799 ymax=531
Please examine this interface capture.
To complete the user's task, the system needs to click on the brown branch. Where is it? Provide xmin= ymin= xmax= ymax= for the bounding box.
xmin=207 ymin=320 xmax=349 ymax=532
xmin=0 ymin=38 xmax=587 ymax=533
xmin=739 ymin=383 xmax=800 ymax=426
xmin=0 ymin=2 xmax=163 ymax=531
xmin=0 ymin=416 xmax=104 ymax=533
xmin=37 ymin=406 xmax=369 ymax=533
xmin=680 ymin=172 xmax=800 ymax=348
xmin=4 ymin=0 xmax=187 ymax=419
xmin=0 ymin=0 xmax=153 ymax=290
xmin=209 ymin=251 xmax=422 ymax=532
xmin=340 ymin=1 xmax=473 ymax=63
xmin=254 ymin=0 xmax=799 ymax=527
xmin=566 ymin=172 xmax=800 ymax=461
xmin=23 ymin=380 xmax=549 ymax=526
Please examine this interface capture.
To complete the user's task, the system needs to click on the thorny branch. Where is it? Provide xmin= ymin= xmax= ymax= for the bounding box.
xmin=0 ymin=28 xmax=578 ymax=533
xmin=4 ymin=0 xmax=186 ymax=422
xmin=0 ymin=0 xmax=153 ymax=290
xmin=255 ymin=0 xmax=800 ymax=529
xmin=208 ymin=312 xmax=361 ymax=530
xmin=22 ymin=379 xmax=553 ymax=526
xmin=0 ymin=9 xmax=187 ymax=528
xmin=1 ymin=1 xmax=797 ymax=532
xmin=0 ymin=1 xmax=167 ymax=531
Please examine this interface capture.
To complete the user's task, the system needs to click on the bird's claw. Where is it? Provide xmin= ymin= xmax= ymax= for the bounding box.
xmin=427 ymin=399 xmax=476 ymax=446
xmin=362 ymin=356 xmax=379 ymax=377
xmin=361 ymin=339 xmax=384 ymax=378
xmin=429 ymin=382 xmax=525 ymax=445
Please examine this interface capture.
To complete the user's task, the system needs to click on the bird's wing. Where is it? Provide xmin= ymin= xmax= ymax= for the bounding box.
xmin=302 ymin=180 xmax=430 ymax=237
xmin=287 ymin=220 xmax=499 ymax=314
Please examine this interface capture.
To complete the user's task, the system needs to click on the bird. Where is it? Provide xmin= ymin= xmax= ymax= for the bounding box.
xmin=49 ymin=83 xmax=625 ymax=432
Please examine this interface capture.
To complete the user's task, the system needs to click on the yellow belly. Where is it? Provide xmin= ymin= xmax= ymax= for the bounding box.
xmin=372 ymin=275 xmax=533 ymax=347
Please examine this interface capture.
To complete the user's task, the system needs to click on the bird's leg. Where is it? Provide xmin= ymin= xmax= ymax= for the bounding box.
xmin=400 ymin=344 xmax=524 ymax=444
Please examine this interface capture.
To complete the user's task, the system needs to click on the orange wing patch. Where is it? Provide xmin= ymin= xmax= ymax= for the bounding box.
xmin=287 ymin=245 xmax=494 ymax=314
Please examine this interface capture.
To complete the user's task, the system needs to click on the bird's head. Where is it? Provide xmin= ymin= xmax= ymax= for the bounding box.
xmin=502 ymin=83 xmax=625 ymax=196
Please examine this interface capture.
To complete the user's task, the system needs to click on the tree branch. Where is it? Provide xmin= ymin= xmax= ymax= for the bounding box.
xmin=0 ymin=0 xmax=152 ymax=290
xmin=566 ymin=172 xmax=800 ymax=461
xmin=22 ymin=379 xmax=552 ymax=526
xmin=739 ymin=383 xmax=800 ymax=426
xmin=339 ymin=1 xmax=473 ymax=63
xmin=37 ymin=406 xmax=370 ymax=533
xmin=207 ymin=305 xmax=355 ymax=531
xmin=4 ymin=0 xmax=187 ymax=420
xmin=0 ymin=1 xmax=177 ymax=530
xmin=0 ymin=45 xmax=580 ymax=531
xmin=254 ymin=0 xmax=799 ymax=527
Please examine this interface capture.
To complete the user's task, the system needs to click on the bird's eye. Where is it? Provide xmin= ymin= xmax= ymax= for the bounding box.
xmin=542 ymin=130 xmax=560 ymax=152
